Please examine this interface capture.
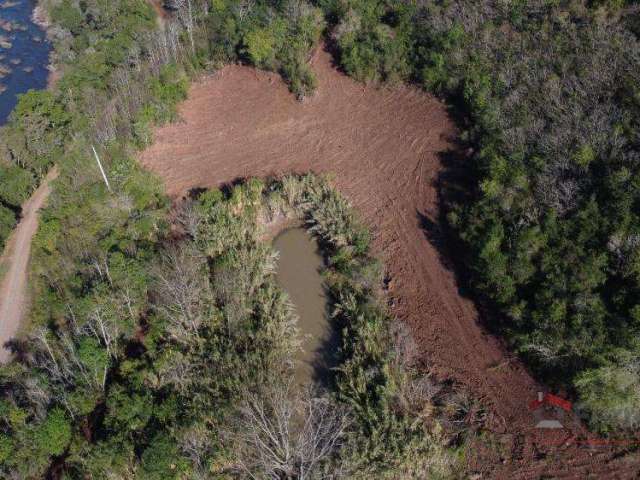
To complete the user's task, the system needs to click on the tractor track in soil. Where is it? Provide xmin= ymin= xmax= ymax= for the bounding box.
xmin=139 ymin=45 xmax=640 ymax=478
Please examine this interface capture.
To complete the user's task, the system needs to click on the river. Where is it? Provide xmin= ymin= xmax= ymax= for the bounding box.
xmin=0 ymin=0 xmax=51 ymax=125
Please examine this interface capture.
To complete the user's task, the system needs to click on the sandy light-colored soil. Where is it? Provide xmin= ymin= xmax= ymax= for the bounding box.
xmin=139 ymin=47 xmax=639 ymax=478
xmin=0 ymin=166 xmax=58 ymax=363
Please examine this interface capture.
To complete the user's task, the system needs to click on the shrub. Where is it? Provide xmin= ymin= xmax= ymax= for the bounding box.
xmin=0 ymin=164 xmax=35 ymax=208
xmin=209 ymin=0 xmax=324 ymax=97
xmin=575 ymin=352 xmax=640 ymax=433
xmin=34 ymin=408 xmax=72 ymax=457
xmin=244 ymin=27 xmax=278 ymax=68
xmin=0 ymin=205 xmax=16 ymax=248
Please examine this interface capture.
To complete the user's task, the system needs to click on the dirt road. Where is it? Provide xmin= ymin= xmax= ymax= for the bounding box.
xmin=139 ymin=47 xmax=639 ymax=477
xmin=0 ymin=167 xmax=58 ymax=363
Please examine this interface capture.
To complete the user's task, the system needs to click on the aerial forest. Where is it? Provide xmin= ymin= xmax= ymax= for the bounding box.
xmin=0 ymin=0 xmax=639 ymax=477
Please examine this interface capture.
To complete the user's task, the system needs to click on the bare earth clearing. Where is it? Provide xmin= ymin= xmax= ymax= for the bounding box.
xmin=0 ymin=167 xmax=58 ymax=363
xmin=140 ymin=47 xmax=639 ymax=478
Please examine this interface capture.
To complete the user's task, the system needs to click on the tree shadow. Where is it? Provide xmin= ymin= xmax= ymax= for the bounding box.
xmin=2 ymin=337 xmax=30 ymax=364
xmin=0 ymin=199 xmax=22 ymax=224
xmin=415 ymin=125 xmax=509 ymax=340
xmin=417 ymin=124 xmax=476 ymax=287
xmin=186 ymin=186 xmax=208 ymax=200
xmin=218 ymin=176 xmax=247 ymax=198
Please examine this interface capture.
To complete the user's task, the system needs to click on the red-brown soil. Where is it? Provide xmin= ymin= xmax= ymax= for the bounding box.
xmin=139 ymin=47 xmax=639 ymax=478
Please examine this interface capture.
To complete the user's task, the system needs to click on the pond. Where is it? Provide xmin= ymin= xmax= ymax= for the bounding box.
xmin=0 ymin=0 xmax=51 ymax=125
xmin=273 ymin=228 xmax=339 ymax=387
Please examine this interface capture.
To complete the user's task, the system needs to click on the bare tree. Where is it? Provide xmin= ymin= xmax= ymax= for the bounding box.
xmin=82 ymin=306 xmax=120 ymax=363
xmin=234 ymin=0 xmax=256 ymax=22
xmin=152 ymin=245 xmax=212 ymax=343
xmin=176 ymin=198 xmax=202 ymax=238
xmin=145 ymin=20 xmax=183 ymax=73
xmin=155 ymin=349 xmax=197 ymax=393
xmin=212 ymin=245 xmax=278 ymax=334
xmin=231 ymin=384 xmax=350 ymax=479
xmin=166 ymin=0 xmax=197 ymax=54
xmin=28 ymin=325 xmax=111 ymax=418
xmin=178 ymin=424 xmax=213 ymax=480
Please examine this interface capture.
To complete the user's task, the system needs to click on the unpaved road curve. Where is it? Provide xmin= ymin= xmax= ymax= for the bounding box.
xmin=0 ymin=167 xmax=58 ymax=363
xmin=139 ymin=47 xmax=639 ymax=478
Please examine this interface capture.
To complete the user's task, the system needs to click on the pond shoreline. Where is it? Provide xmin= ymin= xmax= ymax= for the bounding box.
xmin=259 ymin=212 xmax=303 ymax=243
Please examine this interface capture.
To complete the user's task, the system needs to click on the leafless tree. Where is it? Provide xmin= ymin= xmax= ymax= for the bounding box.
xmin=234 ymin=0 xmax=256 ymax=22
xmin=212 ymin=245 xmax=278 ymax=334
xmin=155 ymin=349 xmax=198 ymax=393
xmin=231 ymin=384 xmax=350 ymax=479
xmin=608 ymin=232 xmax=640 ymax=272
xmin=178 ymin=424 xmax=212 ymax=479
xmin=522 ymin=341 xmax=566 ymax=365
xmin=176 ymin=198 xmax=202 ymax=239
xmin=152 ymin=245 xmax=212 ymax=343
xmin=166 ymin=0 xmax=200 ymax=54
xmin=535 ymin=171 xmax=579 ymax=217
xmin=28 ymin=325 xmax=110 ymax=418
xmin=17 ymin=376 xmax=51 ymax=421
xmin=82 ymin=306 xmax=120 ymax=362
xmin=145 ymin=20 xmax=183 ymax=73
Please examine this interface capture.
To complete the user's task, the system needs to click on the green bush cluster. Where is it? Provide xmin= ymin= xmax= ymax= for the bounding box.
xmin=208 ymin=0 xmax=324 ymax=98
xmin=329 ymin=0 xmax=412 ymax=83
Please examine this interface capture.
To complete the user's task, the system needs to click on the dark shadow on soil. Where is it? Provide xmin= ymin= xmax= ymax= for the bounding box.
xmin=1 ymin=199 xmax=22 ymax=222
xmin=321 ymin=37 xmax=349 ymax=77
xmin=417 ymin=122 xmax=571 ymax=389
xmin=186 ymin=186 xmax=208 ymax=200
xmin=415 ymin=126 xmax=528 ymax=365
xmin=415 ymin=126 xmax=480 ymax=308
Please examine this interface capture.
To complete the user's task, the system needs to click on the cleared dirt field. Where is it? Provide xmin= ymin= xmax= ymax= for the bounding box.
xmin=139 ymin=46 xmax=639 ymax=478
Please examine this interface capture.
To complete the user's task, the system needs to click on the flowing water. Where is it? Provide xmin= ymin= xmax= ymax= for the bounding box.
xmin=273 ymin=228 xmax=339 ymax=387
xmin=0 ymin=0 xmax=51 ymax=125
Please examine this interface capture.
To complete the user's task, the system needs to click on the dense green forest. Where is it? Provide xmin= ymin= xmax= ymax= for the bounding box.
xmin=1 ymin=0 xmax=640 ymax=476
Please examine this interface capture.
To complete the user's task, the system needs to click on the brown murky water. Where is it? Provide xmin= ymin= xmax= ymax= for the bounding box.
xmin=273 ymin=228 xmax=338 ymax=386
